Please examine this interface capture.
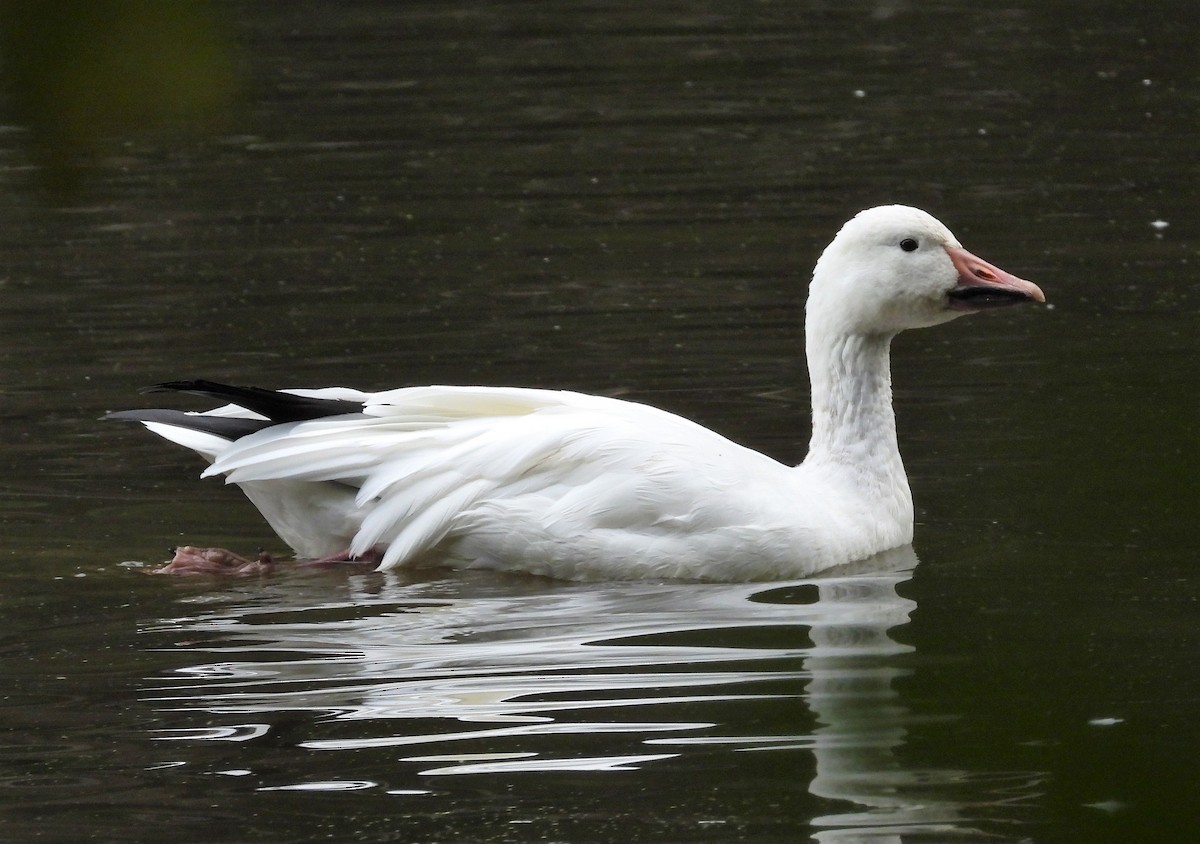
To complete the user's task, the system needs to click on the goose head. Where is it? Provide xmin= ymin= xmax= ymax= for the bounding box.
xmin=808 ymin=205 xmax=1044 ymax=337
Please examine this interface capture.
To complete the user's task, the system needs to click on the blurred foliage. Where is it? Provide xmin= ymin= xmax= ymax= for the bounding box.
xmin=0 ymin=0 xmax=238 ymax=192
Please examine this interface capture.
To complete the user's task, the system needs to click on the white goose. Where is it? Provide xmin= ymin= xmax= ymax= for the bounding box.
xmin=108 ymin=205 xmax=1044 ymax=580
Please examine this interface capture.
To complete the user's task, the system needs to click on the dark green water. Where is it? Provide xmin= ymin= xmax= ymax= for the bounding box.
xmin=1 ymin=2 xmax=1197 ymax=841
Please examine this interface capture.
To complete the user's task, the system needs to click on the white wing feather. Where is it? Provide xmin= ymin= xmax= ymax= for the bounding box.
xmin=198 ymin=386 xmax=789 ymax=572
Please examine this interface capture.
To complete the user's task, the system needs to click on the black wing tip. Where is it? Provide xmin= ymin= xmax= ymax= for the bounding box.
xmin=103 ymin=409 xmax=150 ymax=422
xmin=101 ymin=407 xmax=271 ymax=440
xmin=127 ymin=378 xmax=364 ymax=424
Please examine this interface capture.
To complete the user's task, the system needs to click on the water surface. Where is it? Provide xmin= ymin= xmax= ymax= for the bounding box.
xmin=1 ymin=2 xmax=1197 ymax=841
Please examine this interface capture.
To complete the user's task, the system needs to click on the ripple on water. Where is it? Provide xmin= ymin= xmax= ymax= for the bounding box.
xmin=132 ymin=547 xmax=1041 ymax=837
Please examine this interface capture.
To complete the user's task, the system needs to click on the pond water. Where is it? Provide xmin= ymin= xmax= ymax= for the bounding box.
xmin=1 ymin=2 xmax=1197 ymax=842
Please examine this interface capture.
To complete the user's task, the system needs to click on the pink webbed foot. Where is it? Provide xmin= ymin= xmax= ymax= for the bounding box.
xmin=298 ymin=547 xmax=385 ymax=568
xmin=150 ymin=545 xmax=276 ymax=576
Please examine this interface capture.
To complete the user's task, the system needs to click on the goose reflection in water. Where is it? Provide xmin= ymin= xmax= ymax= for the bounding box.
xmin=143 ymin=545 xmax=1040 ymax=839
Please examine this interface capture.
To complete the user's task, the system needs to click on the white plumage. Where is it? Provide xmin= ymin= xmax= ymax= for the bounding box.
xmin=110 ymin=205 xmax=1044 ymax=580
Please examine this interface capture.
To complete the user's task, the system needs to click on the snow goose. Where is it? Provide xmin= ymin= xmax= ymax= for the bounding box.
xmin=106 ymin=205 xmax=1044 ymax=580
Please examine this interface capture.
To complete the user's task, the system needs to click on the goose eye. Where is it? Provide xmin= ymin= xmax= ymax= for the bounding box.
xmin=899 ymin=238 xmax=919 ymax=252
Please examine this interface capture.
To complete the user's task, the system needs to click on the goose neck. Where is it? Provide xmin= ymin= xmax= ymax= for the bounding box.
xmin=805 ymin=330 xmax=901 ymax=470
